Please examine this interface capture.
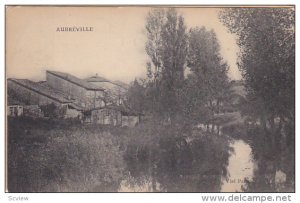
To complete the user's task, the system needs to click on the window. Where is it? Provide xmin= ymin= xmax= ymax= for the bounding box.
xmin=104 ymin=109 xmax=110 ymax=116
xmin=9 ymin=106 xmax=18 ymax=116
xmin=9 ymin=107 xmax=14 ymax=115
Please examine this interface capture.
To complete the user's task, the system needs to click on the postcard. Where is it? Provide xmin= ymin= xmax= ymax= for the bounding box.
xmin=5 ymin=5 xmax=295 ymax=192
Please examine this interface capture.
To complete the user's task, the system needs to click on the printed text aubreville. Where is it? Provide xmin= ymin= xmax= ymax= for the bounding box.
xmin=56 ymin=26 xmax=94 ymax=32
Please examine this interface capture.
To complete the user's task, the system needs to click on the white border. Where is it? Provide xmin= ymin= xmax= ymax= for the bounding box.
xmin=1 ymin=1 xmax=298 ymax=203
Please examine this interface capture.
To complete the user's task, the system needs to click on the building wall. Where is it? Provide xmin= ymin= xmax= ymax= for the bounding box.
xmin=85 ymin=90 xmax=105 ymax=107
xmin=65 ymin=108 xmax=82 ymax=119
xmin=7 ymin=105 xmax=23 ymax=117
xmin=47 ymin=73 xmax=86 ymax=102
xmin=122 ymin=115 xmax=139 ymax=127
xmin=47 ymin=73 xmax=104 ymax=108
xmin=23 ymin=105 xmax=43 ymax=117
xmin=7 ymin=80 xmax=62 ymax=106
xmin=89 ymin=81 xmax=126 ymax=105
xmin=89 ymin=108 xmax=140 ymax=127
xmin=91 ymin=108 xmax=122 ymax=125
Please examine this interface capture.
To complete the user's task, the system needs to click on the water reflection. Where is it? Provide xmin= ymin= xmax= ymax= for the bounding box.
xmin=240 ymin=126 xmax=295 ymax=192
xmin=221 ymin=139 xmax=255 ymax=192
xmin=119 ymin=130 xmax=234 ymax=192
xmin=119 ymin=176 xmax=164 ymax=192
xmin=119 ymin=137 xmax=256 ymax=192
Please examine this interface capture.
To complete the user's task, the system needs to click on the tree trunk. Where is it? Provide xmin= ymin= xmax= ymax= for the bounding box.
xmin=152 ymin=171 xmax=157 ymax=192
xmin=149 ymin=149 xmax=157 ymax=192
xmin=209 ymin=100 xmax=214 ymax=114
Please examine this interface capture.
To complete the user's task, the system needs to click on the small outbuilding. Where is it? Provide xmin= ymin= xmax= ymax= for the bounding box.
xmin=88 ymin=104 xmax=142 ymax=127
xmin=7 ymin=97 xmax=24 ymax=117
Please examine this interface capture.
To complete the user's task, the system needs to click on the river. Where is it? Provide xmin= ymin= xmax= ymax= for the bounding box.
xmin=118 ymin=137 xmax=255 ymax=192
xmin=221 ymin=139 xmax=255 ymax=192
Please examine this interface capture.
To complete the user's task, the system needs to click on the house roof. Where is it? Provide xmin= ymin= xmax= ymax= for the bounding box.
xmin=113 ymin=80 xmax=129 ymax=89
xmin=47 ymin=71 xmax=105 ymax=91
xmin=85 ymin=74 xmax=129 ymax=90
xmin=8 ymin=78 xmax=71 ymax=104
xmin=85 ymin=74 xmax=110 ymax=82
xmin=7 ymin=96 xmax=26 ymax=106
xmin=68 ymin=103 xmax=85 ymax=111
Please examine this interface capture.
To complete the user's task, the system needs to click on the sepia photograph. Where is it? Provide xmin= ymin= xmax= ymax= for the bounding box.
xmin=5 ymin=5 xmax=295 ymax=192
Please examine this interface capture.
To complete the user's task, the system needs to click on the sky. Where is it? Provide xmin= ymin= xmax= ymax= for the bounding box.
xmin=6 ymin=6 xmax=241 ymax=83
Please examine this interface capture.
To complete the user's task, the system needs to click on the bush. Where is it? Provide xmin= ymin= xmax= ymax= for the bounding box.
xmin=40 ymin=103 xmax=66 ymax=119
xmin=7 ymin=118 xmax=124 ymax=192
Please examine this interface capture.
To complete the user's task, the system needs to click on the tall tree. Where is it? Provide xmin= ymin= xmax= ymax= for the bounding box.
xmin=127 ymin=79 xmax=147 ymax=113
xmin=145 ymin=8 xmax=188 ymax=123
xmin=145 ymin=9 xmax=165 ymax=83
xmin=219 ymin=8 xmax=294 ymax=134
xmin=145 ymin=9 xmax=165 ymax=116
xmin=220 ymin=7 xmax=295 ymax=187
xmin=186 ymin=27 xmax=230 ymax=119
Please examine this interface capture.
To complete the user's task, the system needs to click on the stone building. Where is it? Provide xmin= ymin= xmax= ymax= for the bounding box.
xmin=7 ymin=97 xmax=24 ymax=117
xmin=8 ymin=79 xmax=71 ymax=106
xmin=7 ymin=71 xmax=141 ymax=127
xmin=7 ymin=78 xmax=83 ymax=118
xmin=85 ymin=74 xmax=128 ymax=105
xmin=88 ymin=104 xmax=141 ymax=127
xmin=46 ymin=71 xmax=106 ymax=109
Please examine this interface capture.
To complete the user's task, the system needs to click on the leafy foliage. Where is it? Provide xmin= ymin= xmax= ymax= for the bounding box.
xmin=7 ymin=117 xmax=124 ymax=192
xmin=220 ymin=7 xmax=295 ymax=191
xmin=183 ymin=27 xmax=231 ymax=123
xmin=219 ymin=8 xmax=294 ymax=121
xmin=40 ymin=103 xmax=66 ymax=119
xmin=144 ymin=8 xmax=188 ymax=122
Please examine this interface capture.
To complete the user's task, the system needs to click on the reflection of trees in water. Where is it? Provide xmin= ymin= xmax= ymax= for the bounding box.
xmin=241 ymin=126 xmax=295 ymax=192
xmin=224 ymin=123 xmax=295 ymax=192
xmin=220 ymin=7 xmax=295 ymax=192
xmin=123 ymin=125 xmax=232 ymax=192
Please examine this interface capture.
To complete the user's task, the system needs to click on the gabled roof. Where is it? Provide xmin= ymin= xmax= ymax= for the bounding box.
xmin=85 ymin=75 xmax=110 ymax=82
xmin=112 ymin=80 xmax=129 ymax=89
xmin=8 ymin=78 xmax=71 ymax=104
xmin=85 ymin=74 xmax=129 ymax=90
xmin=7 ymin=96 xmax=26 ymax=106
xmin=68 ymin=103 xmax=85 ymax=111
xmin=47 ymin=71 xmax=105 ymax=91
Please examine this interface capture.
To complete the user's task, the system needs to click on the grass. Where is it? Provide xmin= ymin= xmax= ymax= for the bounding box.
xmin=7 ymin=117 xmax=125 ymax=192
